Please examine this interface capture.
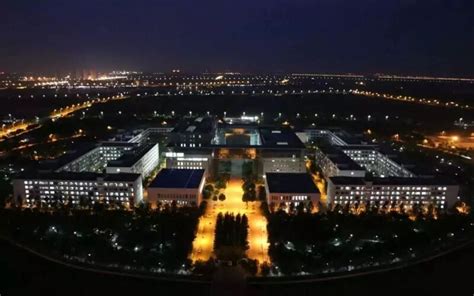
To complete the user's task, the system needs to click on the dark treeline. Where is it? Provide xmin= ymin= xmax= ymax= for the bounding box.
xmin=214 ymin=212 xmax=249 ymax=251
xmin=266 ymin=208 xmax=474 ymax=275
xmin=0 ymin=205 xmax=201 ymax=273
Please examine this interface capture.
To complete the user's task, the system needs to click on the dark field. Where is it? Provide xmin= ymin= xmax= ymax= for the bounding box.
xmin=0 ymin=89 xmax=125 ymax=118
xmin=88 ymin=93 xmax=473 ymax=129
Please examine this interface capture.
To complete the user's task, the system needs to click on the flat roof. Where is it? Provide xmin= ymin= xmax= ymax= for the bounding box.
xmin=171 ymin=116 xmax=215 ymax=134
xmin=107 ymin=143 xmax=157 ymax=167
xmin=329 ymin=176 xmax=457 ymax=186
xmin=149 ymin=169 xmax=205 ymax=189
xmin=16 ymin=172 xmax=141 ymax=182
xmin=100 ymin=141 xmax=137 ymax=148
xmin=39 ymin=143 xmax=99 ymax=171
xmin=259 ymin=127 xmax=305 ymax=149
xmin=317 ymin=145 xmax=364 ymax=171
xmin=266 ymin=173 xmax=320 ymax=194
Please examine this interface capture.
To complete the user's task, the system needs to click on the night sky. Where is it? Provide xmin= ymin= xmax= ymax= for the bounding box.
xmin=1 ymin=0 xmax=473 ymax=75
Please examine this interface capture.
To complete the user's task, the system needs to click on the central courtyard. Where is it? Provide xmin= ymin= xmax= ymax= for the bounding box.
xmin=190 ymin=178 xmax=269 ymax=265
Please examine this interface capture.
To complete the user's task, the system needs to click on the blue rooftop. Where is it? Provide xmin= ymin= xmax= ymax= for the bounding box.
xmin=149 ymin=169 xmax=205 ymax=189
xmin=265 ymin=173 xmax=320 ymax=194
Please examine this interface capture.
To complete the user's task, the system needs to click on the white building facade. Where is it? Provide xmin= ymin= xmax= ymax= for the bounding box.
xmin=13 ymin=173 xmax=143 ymax=208
xmin=327 ymin=177 xmax=459 ymax=210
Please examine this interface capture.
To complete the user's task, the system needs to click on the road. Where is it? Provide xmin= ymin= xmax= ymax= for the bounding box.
xmin=190 ymin=179 xmax=270 ymax=264
xmin=0 ymin=95 xmax=126 ymax=141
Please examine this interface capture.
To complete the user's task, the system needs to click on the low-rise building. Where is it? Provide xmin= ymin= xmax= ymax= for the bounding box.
xmin=327 ymin=176 xmax=459 ymax=210
xmin=13 ymin=172 xmax=143 ymax=208
xmin=146 ymin=169 xmax=206 ymax=207
xmin=163 ymin=151 xmax=211 ymax=170
xmin=264 ymin=172 xmax=320 ymax=207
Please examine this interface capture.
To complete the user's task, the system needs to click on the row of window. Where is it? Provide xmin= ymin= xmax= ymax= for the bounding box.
xmin=335 ymin=186 xmax=448 ymax=191
xmin=334 ymin=195 xmax=446 ymax=200
xmin=333 ymin=200 xmax=446 ymax=208
xmin=23 ymin=181 xmax=133 ymax=187
xmin=271 ymin=195 xmax=310 ymax=201
xmin=335 ymin=190 xmax=446 ymax=196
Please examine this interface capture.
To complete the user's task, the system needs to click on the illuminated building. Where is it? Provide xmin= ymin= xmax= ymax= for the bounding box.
xmin=54 ymin=142 xmax=135 ymax=173
xmin=327 ymin=177 xmax=459 ymax=210
xmin=14 ymin=141 xmax=158 ymax=209
xmin=314 ymin=145 xmax=366 ymax=178
xmin=106 ymin=143 xmax=159 ymax=178
xmin=309 ymin=129 xmax=460 ymax=210
xmin=147 ymin=169 xmax=206 ymax=206
xmin=13 ymin=172 xmax=143 ymax=208
xmin=168 ymin=116 xmax=216 ymax=148
xmin=264 ymin=173 xmax=320 ymax=207
xmin=164 ymin=122 xmax=306 ymax=177
xmin=164 ymin=151 xmax=211 ymax=170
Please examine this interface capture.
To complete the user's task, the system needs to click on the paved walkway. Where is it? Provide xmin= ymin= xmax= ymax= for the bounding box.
xmin=190 ymin=179 xmax=269 ymax=264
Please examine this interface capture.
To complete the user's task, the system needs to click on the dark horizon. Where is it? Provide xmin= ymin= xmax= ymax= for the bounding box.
xmin=1 ymin=0 xmax=473 ymax=76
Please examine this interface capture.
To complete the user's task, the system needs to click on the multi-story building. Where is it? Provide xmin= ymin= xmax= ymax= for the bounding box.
xmin=303 ymin=128 xmax=371 ymax=146
xmin=341 ymin=146 xmax=415 ymax=178
xmin=314 ymin=145 xmax=366 ymax=178
xmin=311 ymin=129 xmax=459 ymax=210
xmin=264 ymin=172 xmax=320 ymax=207
xmin=168 ymin=116 xmax=216 ymax=148
xmin=13 ymin=172 xmax=143 ymax=208
xmin=109 ymin=127 xmax=173 ymax=145
xmin=147 ymin=169 xmax=206 ymax=206
xmin=164 ymin=123 xmax=307 ymax=178
xmin=14 ymin=140 xmax=157 ymax=209
xmin=99 ymin=142 xmax=137 ymax=163
xmin=164 ymin=151 xmax=211 ymax=170
xmin=327 ymin=176 xmax=459 ymax=210
xmin=53 ymin=142 xmax=136 ymax=173
xmin=258 ymin=127 xmax=306 ymax=174
xmin=106 ymin=143 xmax=159 ymax=178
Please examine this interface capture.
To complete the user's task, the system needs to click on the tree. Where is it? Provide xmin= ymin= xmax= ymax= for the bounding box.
xmin=171 ymin=200 xmax=178 ymax=212
xmin=240 ymin=258 xmax=258 ymax=276
xmin=257 ymin=185 xmax=267 ymax=201
xmin=16 ymin=194 xmax=23 ymax=208
xmin=289 ymin=202 xmax=296 ymax=214
xmin=218 ymin=193 xmax=226 ymax=201
xmin=93 ymin=201 xmax=106 ymax=214
xmin=199 ymin=200 xmax=208 ymax=215
xmin=202 ymin=184 xmax=213 ymax=199
xmin=79 ymin=195 xmax=89 ymax=209
xmin=296 ymin=202 xmax=305 ymax=214
xmin=215 ymin=178 xmax=227 ymax=189
xmin=260 ymin=262 xmax=271 ymax=276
